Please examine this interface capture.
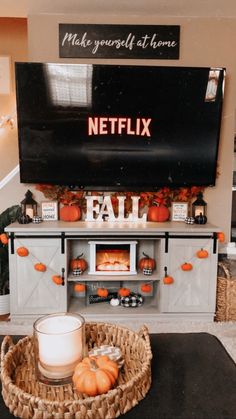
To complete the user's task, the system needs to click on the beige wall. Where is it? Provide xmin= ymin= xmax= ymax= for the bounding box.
xmin=0 ymin=18 xmax=27 ymax=180
xmin=0 ymin=18 xmax=38 ymax=213
xmin=28 ymin=13 xmax=236 ymax=239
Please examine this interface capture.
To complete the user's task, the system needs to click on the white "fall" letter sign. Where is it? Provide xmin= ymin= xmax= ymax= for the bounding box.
xmin=85 ymin=196 xmax=147 ymax=222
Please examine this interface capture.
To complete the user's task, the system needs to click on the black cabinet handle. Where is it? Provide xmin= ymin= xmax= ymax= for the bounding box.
xmin=61 ymin=267 xmax=65 ymax=286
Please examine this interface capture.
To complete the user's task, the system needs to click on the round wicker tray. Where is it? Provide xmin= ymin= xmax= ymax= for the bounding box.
xmin=1 ymin=322 xmax=152 ymax=419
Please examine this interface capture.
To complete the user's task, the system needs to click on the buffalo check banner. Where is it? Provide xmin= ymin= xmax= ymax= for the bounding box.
xmin=59 ymin=24 xmax=180 ymax=59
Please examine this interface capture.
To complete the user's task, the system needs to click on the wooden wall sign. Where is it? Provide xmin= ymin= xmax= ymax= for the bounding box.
xmin=59 ymin=24 xmax=180 ymax=59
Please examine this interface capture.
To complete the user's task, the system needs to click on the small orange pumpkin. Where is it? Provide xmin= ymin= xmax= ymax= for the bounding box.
xmin=70 ymin=254 xmax=88 ymax=272
xmin=140 ymin=283 xmax=152 ymax=293
xmin=163 ymin=276 xmax=174 ymax=285
xmin=0 ymin=233 xmax=8 ymax=245
xmin=217 ymin=232 xmax=225 ymax=243
xmin=74 ymin=283 xmax=86 ymax=293
xmin=196 ymin=248 xmax=209 ymax=259
xmin=52 ymin=275 xmax=63 ymax=285
xmin=72 ymin=355 xmax=119 ymax=396
xmin=139 ymin=252 xmax=156 ymax=271
xmin=118 ymin=287 xmax=131 ymax=297
xmin=163 ymin=266 xmax=174 ymax=285
xmin=16 ymin=246 xmax=29 ymax=257
xmin=34 ymin=262 xmax=47 ymax=272
xmin=181 ymin=262 xmax=193 ymax=271
xmin=97 ymin=288 xmax=109 ymax=298
xmin=60 ymin=205 xmax=81 ymax=222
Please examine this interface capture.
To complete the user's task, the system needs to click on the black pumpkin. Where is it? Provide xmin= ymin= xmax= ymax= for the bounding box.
xmin=18 ymin=213 xmax=31 ymax=224
xmin=194 ymin=213 xmax=207 ymax=225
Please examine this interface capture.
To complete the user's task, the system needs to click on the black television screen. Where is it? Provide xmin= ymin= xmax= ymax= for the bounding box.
xmin=15 ymin=62 xmax=225 ymax=190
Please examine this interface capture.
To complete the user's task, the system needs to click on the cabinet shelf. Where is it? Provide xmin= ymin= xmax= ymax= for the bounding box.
xmin=69 ymin=296 xmax=159 ymax=316
xmin=67 ymin=271 xmax=160 ymax=282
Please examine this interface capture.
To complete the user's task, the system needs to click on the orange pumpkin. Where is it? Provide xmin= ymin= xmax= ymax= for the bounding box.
xmin=97 ymin=288 xmax=109 ymax=298
xmin=181 ymin=262 xmax=193 ymax=271
xmin=34 ymin=262 xmax=47 ymax=272
xmin=74 ymin=283 xmax=86 ymax=293
xmin=70 ymin=253 xmax=87 ymax=272
xmin=139 ymin=252 xmax=156 ymax=271
xmin=118 ymin=287 xmax=131 ymax=297
xmin=196 ymin=248 xmax=209 ymax=259
xmin=217 ymin=232 xmax=225 ymax=243
xmin=0 ymin=233 xmax=8 ymax=245
xmin=60 ymin=205 xmax=81 ymax=222
xmin=16 ymin=246 xmax=29 ymax=257
xmin=52 ymin=275 xmax=63 ymax=285
xmin=163 ymin=275 xmax=174 ymax=285
xmin=163 ymin=266 xmax=174 ymax=285
xmin=140 ymin=283 xmax=152 ymax=293
xmin=147 ymin=204 xmax=170 ymax=222
xmin=72 ymin=355 xmax=119 ymax=396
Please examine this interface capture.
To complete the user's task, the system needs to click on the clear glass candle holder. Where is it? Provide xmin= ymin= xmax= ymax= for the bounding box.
xmin=33 ymin=312 xmax=85 ymax=385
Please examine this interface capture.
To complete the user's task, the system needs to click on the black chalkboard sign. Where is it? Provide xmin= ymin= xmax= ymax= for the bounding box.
xmin=59 ymin=24 xmax=180 ymax=59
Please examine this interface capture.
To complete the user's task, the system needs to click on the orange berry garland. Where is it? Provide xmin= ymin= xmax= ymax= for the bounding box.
xmin=52 ymin=275 xmax=63 ymax=285
xmin=0 ymin=233 xmax=8 ymax=245
xmin=34 ymin=262 xmax=47 ymax=272
xmin=16 ymin=246 xmax=29 ymax=257
xmin=163 ymin=266 xmax=174 ymax=285
xmin=163 ymin=275 xmax=174 ymax=285
xmin=217 ymin=232 xmax=225 ymax=243
xmin=181 ymin=262 xmax=193 ymax=271
xmin=196 ymin=248 xmax=209 ymax=259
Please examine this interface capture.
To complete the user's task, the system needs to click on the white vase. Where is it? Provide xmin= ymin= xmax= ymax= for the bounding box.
xmin=0 ymin=294 xmax=10 ymax=315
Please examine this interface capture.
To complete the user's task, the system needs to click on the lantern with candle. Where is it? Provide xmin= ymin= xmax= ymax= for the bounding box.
xmin=192 ymin=192 xmax=207 ymax=224
xmin=33 ymin=312 xmax=85 ymax=385
xmin=20 ymin=190 xmax=38 ymax=221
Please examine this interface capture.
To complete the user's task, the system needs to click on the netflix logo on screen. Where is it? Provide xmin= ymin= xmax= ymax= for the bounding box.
xmin=88 ymin=117 xmax=152 ymax=137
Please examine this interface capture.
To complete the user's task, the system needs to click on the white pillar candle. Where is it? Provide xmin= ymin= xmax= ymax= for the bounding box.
xmin=34 ymin=313 xmax=84 ymax=382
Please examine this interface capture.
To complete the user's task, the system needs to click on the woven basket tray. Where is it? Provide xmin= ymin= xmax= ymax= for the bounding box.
xmin=0 ymin=322 xmax=152 ymax=419
xmin=216 ymin=262 xmax=236 ymax=321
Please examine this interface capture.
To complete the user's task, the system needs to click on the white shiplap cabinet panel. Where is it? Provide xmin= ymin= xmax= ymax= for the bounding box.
xmin=161 ymin=238 xmax=217 ymax=313
xmin=9 ymin=238 xmax=67 ymax=315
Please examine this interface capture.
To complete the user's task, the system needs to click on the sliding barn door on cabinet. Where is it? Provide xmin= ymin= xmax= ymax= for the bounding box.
xmin=9 ymin=238 xmax=67 ymax=316
xmin=161 ymin=238 xmax=217 ymax=313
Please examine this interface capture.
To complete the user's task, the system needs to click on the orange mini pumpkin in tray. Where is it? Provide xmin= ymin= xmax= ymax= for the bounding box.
xmin=72 ymin=355 xmax=119 ymax=397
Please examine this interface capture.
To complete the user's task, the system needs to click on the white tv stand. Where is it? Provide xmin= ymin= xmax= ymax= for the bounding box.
xmin=6 ymin=221 xmax=220 ymax=330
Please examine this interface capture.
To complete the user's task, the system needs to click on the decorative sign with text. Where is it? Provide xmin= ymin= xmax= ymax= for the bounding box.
xmin=85 ymin=196 xmax=147 ymax=222
xmin=41 ymin=201 xmax=58 ymax=221
xmin=59 ymin=24 xmax=180 ymax=59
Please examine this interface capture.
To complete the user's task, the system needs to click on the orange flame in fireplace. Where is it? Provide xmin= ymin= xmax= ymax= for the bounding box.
xmin=96 ymin=249 xmax=130 ymax=271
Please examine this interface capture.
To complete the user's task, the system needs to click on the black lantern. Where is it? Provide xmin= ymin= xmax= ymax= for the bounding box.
xmin=21 ymin=190 xmax=38 ymax=220
xmin=192 ymin=192 xmax=207 ymax=224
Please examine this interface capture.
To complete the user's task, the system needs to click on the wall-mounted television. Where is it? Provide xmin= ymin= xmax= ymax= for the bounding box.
xmin=15 ymin=62 xmax=225 ymax=191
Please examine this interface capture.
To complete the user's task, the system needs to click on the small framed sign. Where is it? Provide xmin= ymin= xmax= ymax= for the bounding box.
xmin=171 ymin=202 xmax=188 ymax=222
xmin=41 ymin=201 xmax=58 ymax=221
